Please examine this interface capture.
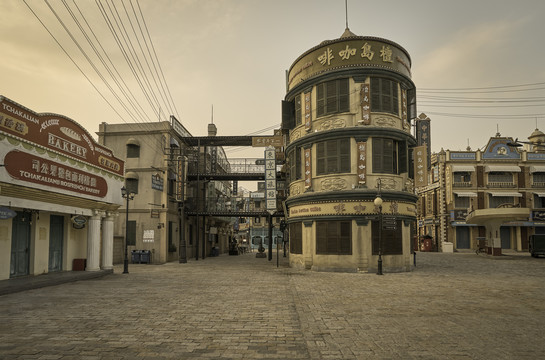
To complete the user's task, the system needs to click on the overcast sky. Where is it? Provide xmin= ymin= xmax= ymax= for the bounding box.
xmin=2 ymin=0 xmax=545 ymax=163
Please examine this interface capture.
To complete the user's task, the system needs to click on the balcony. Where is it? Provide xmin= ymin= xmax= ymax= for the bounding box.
xmin=532 ymin=182 xmax=545 ymax=188
xmin=487 ymin=182 xmax=515 ymax=188
xmin=453 ymin=181 xmax=472 ymax=188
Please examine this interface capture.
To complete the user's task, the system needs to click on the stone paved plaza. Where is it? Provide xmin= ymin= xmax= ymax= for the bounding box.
xmin=1 ymin=251 xmax=544 ymax=359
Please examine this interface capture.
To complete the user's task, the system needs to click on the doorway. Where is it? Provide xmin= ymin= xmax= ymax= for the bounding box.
xmin=10 ymin=211 xmax=31 ymax=278
xmin=49 ymin=215 xmax=64 ymax=272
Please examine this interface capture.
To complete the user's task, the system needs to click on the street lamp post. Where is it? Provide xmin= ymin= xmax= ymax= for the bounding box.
xmin=121 ymin=186 xmax=135 ymax=274
xmin=374 ymin=181 xmax=383 ymax=276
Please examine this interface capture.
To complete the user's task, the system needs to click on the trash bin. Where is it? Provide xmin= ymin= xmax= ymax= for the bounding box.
xmin=140 ymin=250 xmax=151 ymax=264
xmin=131 ymin=250 xmax=141 ymax=264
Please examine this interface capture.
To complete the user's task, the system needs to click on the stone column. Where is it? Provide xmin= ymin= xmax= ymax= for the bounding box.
xmin=86 ymin=211 xmax=102 ymax=271
xmin=101 ymin=213 xmax=115 ymax=270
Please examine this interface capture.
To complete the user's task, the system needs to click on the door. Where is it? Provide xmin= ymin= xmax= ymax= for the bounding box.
xmin=49 ymin=215 xmax=64 ymax=272
xmin=500 ymin=227 xmax=511 ymax=249
xmin=10 ymin=211 xmax=31 ymax=278
xmin=456 ymin=226 xmax=470 ymax=249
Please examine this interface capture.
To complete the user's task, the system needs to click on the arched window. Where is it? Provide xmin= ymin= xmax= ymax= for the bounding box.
xmin=126 ymin=138 xmax=140 ymax=158
xmin=125 ymin=171 xmax=139 ymax=194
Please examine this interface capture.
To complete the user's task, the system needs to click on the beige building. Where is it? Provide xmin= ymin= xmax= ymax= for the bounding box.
xmin=97 ymin=118 xmax=233 ymax=264
xmin=416 ymin=130 xmax=545 ymax=255
xmin=0 ymin=95 xmax=124 ymax=280
xmin=282 ymin=29 xmax=418 ymax=272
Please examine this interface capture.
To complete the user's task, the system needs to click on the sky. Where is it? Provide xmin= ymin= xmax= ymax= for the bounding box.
xmin=2 ymin=0 xmax=545 ymax=164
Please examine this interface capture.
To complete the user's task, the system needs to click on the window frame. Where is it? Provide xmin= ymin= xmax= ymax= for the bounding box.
xmin=371 ymin=78 xmax=399 ymax=115
xmin=316 ymin=221 xmax=352 ymax=255
xmin=316 ymin=139 xmax=351 ymax=176
xmin=126 ymin=144 xmax=140 ymax=158
xmin=372 ymin=138 xmax=398 ymax=174
xmin=289 ymin=222 xmax=303 ymax=254
xmin=372 ymin=220 xmax=403 ymax=255
xmin=316 ymin=78 xmax=350 ymax=117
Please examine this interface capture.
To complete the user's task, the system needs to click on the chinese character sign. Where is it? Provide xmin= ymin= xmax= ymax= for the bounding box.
xmin=304 ymin=148 xmax=312 ymax=189
xmin=304 ymin=91 xmax=312 ymax=132
xmin=360 ymin=84 xmax=370 ymax=125
xmin=264 ymin=147 xmax=277 ymax=213
xmin=414 ymin=145 xmax=428 ymax=188
xmin=357 ymin=141 xmax=367 ymax=184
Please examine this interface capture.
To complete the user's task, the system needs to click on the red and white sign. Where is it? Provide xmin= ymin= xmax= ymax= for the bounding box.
xmin=0 ymin=97 xmax=124 ymax=176
xmin=5 ymin=150 xmax=108 ymax=197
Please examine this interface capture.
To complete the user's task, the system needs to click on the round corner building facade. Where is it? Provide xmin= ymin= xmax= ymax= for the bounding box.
xmin=283 ymin=31 xmax=418 ymax=272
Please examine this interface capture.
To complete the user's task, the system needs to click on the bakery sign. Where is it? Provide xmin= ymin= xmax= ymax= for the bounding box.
xmin=0 ymin=96 xmax=124 ymax=176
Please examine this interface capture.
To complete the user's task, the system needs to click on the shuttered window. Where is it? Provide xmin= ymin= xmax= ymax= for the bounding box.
xmin=372 ymin=220 xmax=403 ymax=255
xmin=316 ymin=221 xmax=351 ymax=255
xmin=373 ymin=138 xmax=398 ymax=174
xmin=289 ymin=222 xmax=303 ymax=254
xmin=294 ymin=94 xmax=302 ymax=126
xmin=288 ymin=147 xmax=302 ymax=182
xmin=127 ymin=144 xmax=140 ymax=158
xmin=316 ymin=79 xmax=349 ymax=116
xmin=316 ymin=139 xmax=350 ymax=175
xmin=371 ymin=78 xmax=399 ymax=115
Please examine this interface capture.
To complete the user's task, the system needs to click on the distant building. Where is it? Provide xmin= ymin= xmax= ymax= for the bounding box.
xmin=97 ymin=118 xmax=233 ymax=263
xmin=282 ymin=29 xmax=418 ymax=272
xmin=416 ymin=130 xmax=545 ymax=254
xmin=0 ymin=95 xmax=124 ymax=280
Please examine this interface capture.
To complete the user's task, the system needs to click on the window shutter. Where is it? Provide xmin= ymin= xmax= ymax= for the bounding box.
xmin=339 ymin=79 xmax=349 ymax=112
xmin=370 ymin=78 xmax=380 ymax=112
xmin=281 ymin=100 xmax=295 ymax=129
xmin=317 ymin=83 xmax=325 ymax=116
xmin=399 ymin=141 xmax=407 ymax=174
xmin=393 ymin=82 xmax=399 ymax=115
xmin=316 ymin=222 xmax=327 ymax=253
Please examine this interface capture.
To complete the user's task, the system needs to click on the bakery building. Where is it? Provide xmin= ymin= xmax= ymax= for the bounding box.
xmin=0 ymin=96 xmax=125 ymax=280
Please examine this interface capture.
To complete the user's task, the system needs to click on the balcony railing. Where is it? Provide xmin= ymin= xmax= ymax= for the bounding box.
xmin=453 ymin=181 xmax=472 ymax=188
xmin=532 ymin=182 xmax=545 ymax=188
xmin=487 ymin=181 xmax=515 ymax=188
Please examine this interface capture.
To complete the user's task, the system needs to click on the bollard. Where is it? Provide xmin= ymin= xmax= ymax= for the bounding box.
xmin=413 ymin=252 xmax=416 ymax=267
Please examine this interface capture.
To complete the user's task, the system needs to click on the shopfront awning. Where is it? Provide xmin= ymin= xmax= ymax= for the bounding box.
xmin=533 ymin=192 xmax=545 ymax=197
xmin=453 ymin=191 xmax=478 ymax=197
xmin=488 ymin=191 xmax=522 ymax=197
xmin=484 ymin=165 xmax=521 ymax=172
xmin=451 ymin=165 xmax=475 ymax=172
xmin=530 ymin=166 xmax=545 ymax=173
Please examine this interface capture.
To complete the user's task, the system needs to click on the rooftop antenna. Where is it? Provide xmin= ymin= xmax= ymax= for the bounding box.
xmin=466 ymin=138 xmax=471 ymax=151
xmin=495 ymin=124 xmax=501 ymax=137
xmin=345 ymin=0 xmax=349 ymax=30
xmin=211 ymin=105 xmax=214 ymax=124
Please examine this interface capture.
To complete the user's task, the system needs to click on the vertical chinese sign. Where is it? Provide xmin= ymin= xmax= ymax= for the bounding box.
xmin=265 ymin=146 xmax=277 ymax=214
xmin=357 ymin=141 xmax=366 ymax=185
xmin=176 ymin=156 xmax=184 ymax=202
xmin=360 ymin=83 xmax=370 ymax=125
xmin=402 ymin=89 xmax=408 ymax=128
xmin=304 ymin=91 xmax=312 ymax=132
xmin=414 ymin=145 xmax=428 ymax=188
xmin=304 ymin=147 xmax=312 ymax=189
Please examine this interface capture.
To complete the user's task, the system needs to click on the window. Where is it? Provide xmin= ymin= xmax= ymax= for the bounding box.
xmin=372 ymin=220 xmax=402 ymax=255
xmin=454 ymin=172 xmax=471 ymax=183
xmin=533 ymin=172 xmax=545 ymax=185
xmin=288 ymin=147 xmax=302 ymax=182
xmin=454 ymin=194 xmax=470 ymax=209
xmin=126 ymin=144 xmax=140 ymax=158
xmin=127 ymin=220 xmax=136 ymax=246
xmin=295 ymin=94 xmax=302 ymax=126
xmin=488 ymin=172 xmax=513 ymax=184
xmin=316 ymin=221 xmax=351 ymax=255
xmin=371 ymin=78 xmax=399 ymax=115
xmin=489 ymin=195 xmax=514 ymax=208
xmin=126 ymin=178 xmax=139 ymax=194
xmin=316 ymin=78 xmax=349 ymax=117
xmin=373 ymin=138 xmax=398 ymax=174
xmin=534 ymin=194 xmax=545 ymax=208
xmin=316 ymin=139 xmax=350 ymax=175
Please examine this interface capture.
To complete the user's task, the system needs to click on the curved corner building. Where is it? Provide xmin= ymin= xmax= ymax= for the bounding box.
xmin=283 ymin=29 xmax=418 ymax=272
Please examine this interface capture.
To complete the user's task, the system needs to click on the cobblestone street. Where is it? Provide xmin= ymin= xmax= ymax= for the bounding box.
xmin=1 ymin=251 xmax=544 ymax=359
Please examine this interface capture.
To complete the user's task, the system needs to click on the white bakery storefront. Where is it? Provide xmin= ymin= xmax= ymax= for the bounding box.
xmin=0 ymin=96 xmax=125 ymax=280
